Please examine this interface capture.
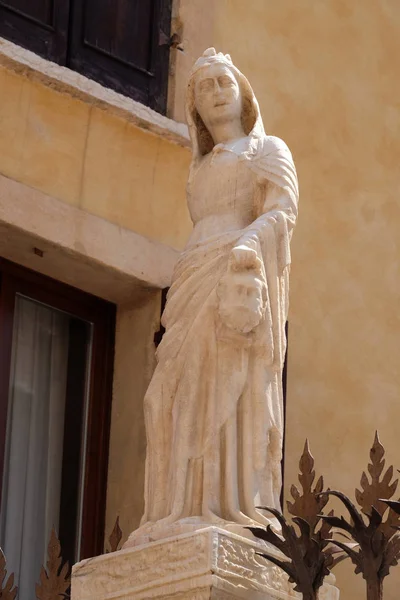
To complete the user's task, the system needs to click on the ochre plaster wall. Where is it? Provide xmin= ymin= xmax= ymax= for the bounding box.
xmin=105 ymin=290 xmax=161 ymax=547
xmin=173 ymin=2 xmax=400 ymax=599
xmin=0 ymin=65 xmax=192 ymax=250
xmin=169 ymin=0 xmax=217 ymax=121
xmin=1 ymin=2 xmax=399 ymax=596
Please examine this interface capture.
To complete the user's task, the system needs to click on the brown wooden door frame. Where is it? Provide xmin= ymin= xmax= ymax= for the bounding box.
xmin=0 ymin=258 xmax=116 ymax=560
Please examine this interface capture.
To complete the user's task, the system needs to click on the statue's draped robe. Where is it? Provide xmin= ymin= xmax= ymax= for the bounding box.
xmin=141 ymin=135 xmax=298 ymax=527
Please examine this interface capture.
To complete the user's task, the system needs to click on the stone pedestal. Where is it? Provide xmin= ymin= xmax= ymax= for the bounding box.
xmin=72 ymin=527 xmax=339 ymax=600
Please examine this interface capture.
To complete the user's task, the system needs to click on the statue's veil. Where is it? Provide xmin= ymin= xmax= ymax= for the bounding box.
xmin=185 ymin=48 xmax=265 ymax=163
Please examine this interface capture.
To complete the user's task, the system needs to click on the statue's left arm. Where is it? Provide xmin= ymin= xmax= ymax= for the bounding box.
xmin=231 ymin=135 xmax=299 ymax=275
xmin=227 ymin=136 xmax=299 ymax=370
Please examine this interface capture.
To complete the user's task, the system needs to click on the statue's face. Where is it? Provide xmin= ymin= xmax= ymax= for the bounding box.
xmin=218 ymin=272 xmax=266 ymax=334
xmin=194 ymin=64 xmax=242 ymax=130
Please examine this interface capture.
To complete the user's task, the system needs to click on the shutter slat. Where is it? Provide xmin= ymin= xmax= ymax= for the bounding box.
xmin=68 ymin=0 xmax=172 ymax=114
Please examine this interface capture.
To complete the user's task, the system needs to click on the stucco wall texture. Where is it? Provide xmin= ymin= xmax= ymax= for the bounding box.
xmin=0 ymin=1 xmax=399 ymax=598
xmin=170 ymin=2 xmax=400 ymax=599
xmin=0 ymin=66 xmax=192 ymax=250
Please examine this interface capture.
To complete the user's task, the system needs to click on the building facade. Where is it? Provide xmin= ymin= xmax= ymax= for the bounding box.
xmin=0 ymin=2 xmax=399 ymax=599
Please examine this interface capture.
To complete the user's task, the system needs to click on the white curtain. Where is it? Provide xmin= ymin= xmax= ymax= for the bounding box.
xmin=0 ymin=295 xmax=69 ymax=600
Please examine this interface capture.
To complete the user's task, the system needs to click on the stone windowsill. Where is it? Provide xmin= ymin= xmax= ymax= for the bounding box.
xmin=0 ymin=37 xmax=190 ymax=149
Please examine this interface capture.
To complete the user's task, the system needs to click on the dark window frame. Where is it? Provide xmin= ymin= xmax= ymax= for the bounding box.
xmin=68 ymin=0 xmax=172 ymax=114
xmin=0 ymin=0 xmax=70 ymax=64
xmin=0 ymin=257 xmax=116 ymax=560
xmin=0 ymin=0 xmax=172 ymax=114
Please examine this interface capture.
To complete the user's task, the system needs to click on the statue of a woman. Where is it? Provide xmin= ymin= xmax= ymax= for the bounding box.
xmin=126 ymin=48 xmax=298 ymax=545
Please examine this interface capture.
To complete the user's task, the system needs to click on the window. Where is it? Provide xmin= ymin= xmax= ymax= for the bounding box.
xmin=0 ymin=258 xmax=115 ymax=596
xmin=0 ymin=0 xmax=172 ymax=113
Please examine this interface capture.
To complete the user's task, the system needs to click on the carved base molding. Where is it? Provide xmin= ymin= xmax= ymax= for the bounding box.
xmin=72 ymin=527 xmax=340 ymax=600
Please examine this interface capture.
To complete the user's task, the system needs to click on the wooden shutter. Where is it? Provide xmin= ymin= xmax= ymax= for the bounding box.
xmin=0 ymin=0 xmax=70 ymax=64
xmin=68 ymin=0 xmax=172 ymax=113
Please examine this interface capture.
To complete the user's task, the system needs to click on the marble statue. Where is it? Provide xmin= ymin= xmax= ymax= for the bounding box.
xmin=125 ymin=48 xmax=299 ymax=546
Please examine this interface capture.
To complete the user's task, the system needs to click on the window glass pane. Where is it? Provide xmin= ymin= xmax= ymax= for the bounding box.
xmin=0 ymin=295 xmax=92 ymax=599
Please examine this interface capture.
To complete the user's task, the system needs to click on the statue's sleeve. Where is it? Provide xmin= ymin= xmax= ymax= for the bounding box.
xmin=251 ymin=135 xmax=298 ymax=223
xmin=236 ymin=135 xmax=299 ymax=274
xmin=230 ymin=136 xmax=299 ymax=369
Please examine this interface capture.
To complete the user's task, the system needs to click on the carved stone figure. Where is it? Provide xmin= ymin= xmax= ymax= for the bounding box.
xmin=125 ymin=48 xmax=299 ymax=546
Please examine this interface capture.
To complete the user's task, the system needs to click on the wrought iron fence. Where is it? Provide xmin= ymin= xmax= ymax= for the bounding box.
xmin=2 ymin=434 xmax=399 ymax=600
xmin=250 ymin=433 xmax=400 ymax=600
xmin=0 ymin=518 xmax=122 ymax=600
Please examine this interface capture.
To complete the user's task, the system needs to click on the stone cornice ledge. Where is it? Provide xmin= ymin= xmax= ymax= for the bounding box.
xmin=0 ymin=37 xmax=190 ymax=149
xmin=0 ymin=173 xmax=179 ymax=303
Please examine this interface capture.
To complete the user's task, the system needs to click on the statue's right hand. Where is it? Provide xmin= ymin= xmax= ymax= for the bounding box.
xmin=230 ymin=242 xmax=261 ymax=272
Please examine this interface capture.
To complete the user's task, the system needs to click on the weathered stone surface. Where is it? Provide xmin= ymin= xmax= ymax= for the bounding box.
xmin=72 ymin=528 xmax=339 ymax=600
xmin=127 ymin=49 xmax=299 ymax=547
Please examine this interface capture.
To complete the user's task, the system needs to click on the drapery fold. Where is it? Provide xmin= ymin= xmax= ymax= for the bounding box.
xmin=126 ymin=50 xmax=301 ymax=544
xmin=141 ymin=134 xmax=298 ymax=525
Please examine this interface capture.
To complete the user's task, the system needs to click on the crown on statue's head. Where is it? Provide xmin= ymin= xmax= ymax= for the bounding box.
xmin=189 ymin=47 xmax=233 ymax=78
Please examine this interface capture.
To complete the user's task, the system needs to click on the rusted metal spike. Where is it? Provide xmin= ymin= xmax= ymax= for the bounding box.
xmin=287 ymin=439 xmax=328 ymax=528
xmin=0 ymin=547 xmax=18 ymax=600
xmin=321 ymin=433 xmax=400 ymax=600
xmin=251 ymin=439 xmax=341 ymax=600
xmin=35 ymin=528 xmax=70 ymax=600
xmin=108 ymin=517 xmax=123 ymax=553
xmin=355 ymin=432 xmax=398 ymax=517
